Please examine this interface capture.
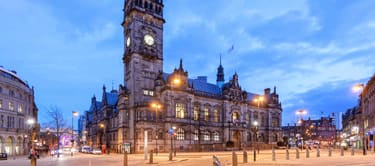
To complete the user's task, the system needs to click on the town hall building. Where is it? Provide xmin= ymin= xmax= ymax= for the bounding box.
xmin=84 ymin=0 xmax=282 ymax=153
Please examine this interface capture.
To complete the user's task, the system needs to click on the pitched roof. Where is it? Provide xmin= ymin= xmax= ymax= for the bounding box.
xmin=106 ymin=92 xmax=118 ymax=106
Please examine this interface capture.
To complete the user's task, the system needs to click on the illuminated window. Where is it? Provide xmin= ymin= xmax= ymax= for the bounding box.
xmin=176 ymin=128 xmax=185 ymax=140
xmin=9 ymin=102 xmax=14 ymax=111
xmin=143 ymin=90 xmax=148 ymax=95
xmin=203 ymin=130 xmax=210 ymax=141
xmin=0 ymin=100 xmax=2 ymax=108
xmin=18 ymin=105 xmax=23 ymax=113
xmin=204 ymin=107 xmax=209 ymax=121
xmin=149 ymin=91 xmax=154 ymax=96
xmin=175 ymin=103 xmax=185 ymax=118
xmin=213 ymin=109 xmax=219 ymax=122
xmin=193 ymin=106 xmax=199 ymax=121
xmin=213 ymin=131 xmax=219 ymax=141
xmin=232 ymin=112 xmax=239 ymax=121
xmin=193 ymin=130 xmax=199 ymax=140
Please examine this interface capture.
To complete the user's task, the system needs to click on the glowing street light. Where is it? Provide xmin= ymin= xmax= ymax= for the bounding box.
xmin=151 ymin=102 xmax=162 ymax=155
xmin=253 ymin=96 xmax=264 ymax=108
xmin=71 ymin=111 xmax=79 ymax=157
xmin=351 ymin=83 xmax=366 ymax=155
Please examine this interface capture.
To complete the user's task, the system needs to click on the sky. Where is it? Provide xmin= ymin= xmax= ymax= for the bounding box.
xmin=1 ymin=0 xmax=375 ymax=128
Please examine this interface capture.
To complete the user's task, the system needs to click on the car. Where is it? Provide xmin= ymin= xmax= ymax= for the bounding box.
xmin=81 ymin=146 xmax=92 ymax=153
xmin=91 ymin=148 xmax=102 ymax=155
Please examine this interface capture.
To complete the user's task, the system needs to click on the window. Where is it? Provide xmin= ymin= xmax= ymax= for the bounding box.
xmin=213 ymin=131 xmax=219 ymax=141
xmin=213 ymin=109 xmax=219 ymax=123
xmin=0 ymin=99 xmax=2 ymax=108
xmin=175 ymin=103 xmax=185 ymax=119
xmin=143 ymin=90 xmax=148 ymax=95
xmin=247 ymin=132 xmax=252 ymax=141
xmin=272 ymin=118 xmax=278 ymax=127
xmin=176 ymin=128 xmax=184 ymax=140
xmin=0 ymin=86 xmax=2 ymax=93
xmin=203 ymin=130 xmax=210 ymax=141
xmin=204 ymin=107 xmax=209 ymax=121
xmin=9 ymin=102 xmax=14 ymax=111
xmin=0 ymin=115 xmax=3 ymax=128
xmin=193 ymin=130 xmax=199 ymax=141
xmin=18 ymin=105 xmax=23 ymax=113
xmin=193 ymin=106 xmax=199 ymax=121
xmin=9 ymin=90 xmax=14 ymax=97
xmin=232 ymin=112 xmax=239 ymax=122
xmin=149 ymin=91 xmax=154 ymax=96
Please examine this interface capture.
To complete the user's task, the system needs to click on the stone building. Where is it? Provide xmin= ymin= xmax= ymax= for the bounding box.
xmin=282 ymin=115 xmax=337 ymax=146
xmin=341 ymin=106 xmax=362 ymax=148
xmin=85 ymin=0 xmax=282 ymax=153
xmin=0 ymin=66 xmax=38 ymax=155
xmin=362 ymin=74 xmax=375 ymax=150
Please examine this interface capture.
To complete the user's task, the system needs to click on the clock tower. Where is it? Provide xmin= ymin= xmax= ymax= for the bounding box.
xmin=122 ymin=0 xmax=164 ymax=105
xmin=121 ymin=0 xmax=164 ymax=153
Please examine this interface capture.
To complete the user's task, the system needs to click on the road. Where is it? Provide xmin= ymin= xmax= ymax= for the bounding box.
xmin=1 ymin=148 xmax=375 ymax=166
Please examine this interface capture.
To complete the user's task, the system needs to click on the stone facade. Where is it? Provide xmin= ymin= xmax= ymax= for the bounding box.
xmin=0 ymin=66 xmax=38 ymax=155
xmin=85 ymin=0 xmax=282 ymax=153
xmin=362 ymin=74 xmax=375 ymax=150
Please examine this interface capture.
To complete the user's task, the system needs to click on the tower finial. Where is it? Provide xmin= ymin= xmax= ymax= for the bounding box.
xmin=220 ymin=54 xmax=222 ymax=66
xmin=179 ymin=58 xmax=183 ymax=69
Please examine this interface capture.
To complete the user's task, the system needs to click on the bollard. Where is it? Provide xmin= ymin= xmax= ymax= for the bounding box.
xmin=286 ymin=149 xmax=289 ymax=160
xmin=169 ymin=151 xmax=173 ymax=161
xmin=243 ymin=151 xmax=248 ymax=163
xmin=123 ymin=151 xmax=128 ymax=166
xmin=296 ymin=148 xmax=300 ymax=159
xmin=341 ymin=147 xmax=344 ymax=156
xmin=351 ymin=146 xmax=355 ymax=156
xmin=306 ymin=149 xmax=309 ymax=158
xmin=253 ymin=149 xmax=256 ymax=162
xmin=328 ymin=147 xmax=332 ymax=157
xmin=232 ymin=151 xmax=238 ymax=166
xmin=317 ymin=147 xmax=320 ymax=157
xmin=272 ymin=147 xmax=276 ymax=161
xmin=149 ymin=150 xmax=153 ymax=164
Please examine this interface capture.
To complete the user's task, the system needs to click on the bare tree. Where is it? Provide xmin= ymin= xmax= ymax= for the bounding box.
xmin=46 ymin=106 xmax=66 ymax=158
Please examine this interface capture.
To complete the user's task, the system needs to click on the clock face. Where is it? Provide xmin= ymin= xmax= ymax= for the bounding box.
xmin=144 ymin=34 xmax=154 ymax=46
xmin=126 ymin=37 xmax=130 ymax=47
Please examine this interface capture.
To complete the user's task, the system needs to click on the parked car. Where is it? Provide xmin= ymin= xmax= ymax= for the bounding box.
xmin=91 ymin=148 xmax=102 ymax=155
xmin=81 ymin=146 xmax=92 ymax=153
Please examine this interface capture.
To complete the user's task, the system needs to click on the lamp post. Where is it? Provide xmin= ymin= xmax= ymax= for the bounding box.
xmin=71 ymin=111 xmax=79 ymax=157
xmin=151 ymin=103 xmax=161 ymax=155
xmin=296 ymin=109 xmax=307 ymax=150
xmin=27 ymin=118 xmax=36 ymax=166
xmin=252 ymin=121 xmax=259 ymax=153
xmin=169 ymin=76 xmax=180 ymax=160
xmin=352 ymin=83 xmax=366 ymax=155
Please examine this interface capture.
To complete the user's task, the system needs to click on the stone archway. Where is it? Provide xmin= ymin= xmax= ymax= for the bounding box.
xmin=5 ymin=136 xmax=15 ymax=155
xmin=16 ymin=136 xmax=22 ymax=155
xmin=233 ymin=130 xmax=241 ymax=148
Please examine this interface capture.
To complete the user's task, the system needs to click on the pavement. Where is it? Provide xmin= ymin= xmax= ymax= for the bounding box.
xmin=1 ymin=148 xmax=375 ymax=166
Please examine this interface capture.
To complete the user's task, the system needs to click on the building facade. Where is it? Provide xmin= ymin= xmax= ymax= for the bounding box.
xmin=282 ymin=116 xmax=337 ymax=147
xmin=362 ymin=74 xmax=375 ymax=150
xmin=85 ymin=0 xmax=282 ymax=153
xmin=341 ymin=106 xmax=362 ymax=148
xmin=0 ymin=66 xmax=38 ymax=155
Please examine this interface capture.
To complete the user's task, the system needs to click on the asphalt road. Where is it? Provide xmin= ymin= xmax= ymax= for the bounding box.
xmin=1 ymin=148 xmax=375 ymax=166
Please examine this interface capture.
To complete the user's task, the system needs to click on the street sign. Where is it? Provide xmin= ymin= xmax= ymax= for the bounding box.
xmin=168 ymin=129 xmax=174 ymax=135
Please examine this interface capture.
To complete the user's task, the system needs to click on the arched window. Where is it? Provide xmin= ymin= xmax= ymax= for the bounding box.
xmin=203 ymin=130 xmax=210 ymax=141
xmin=175 ymin=103 xmax=185 ymax=119
xmin=213 ymin=109 xmax=219 ymax=123
xmin=213 ymin=131 xmax=219 ymax=141
xmin=193 ymin=106 xmax=199 ymax=121
xmin=204 ymin=107 xmax=209 ymax=121
xmin=176 ymin=128 xmax=184 ymax=140
xmin=232 ymin=112 xmax=239 ymax=122
xmin=273 ymin=134 xmax=278 ymax=142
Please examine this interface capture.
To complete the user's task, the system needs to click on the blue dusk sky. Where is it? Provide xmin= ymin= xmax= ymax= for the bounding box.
xmin=1 ymin=0 xmax=375 ymax=128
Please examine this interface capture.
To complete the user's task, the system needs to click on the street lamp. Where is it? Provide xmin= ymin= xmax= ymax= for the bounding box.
xmin=295 ymin=109 xmax=307 ymax=149
xmin=151 ymin=102 xmax=161 ymax=156
xmin=352 ymin=83 xmax=366 ymax=155
xmin=252 ymin=121 xmax=259 ymax=153
xmin=168 ymin=76 xmax=180 ymax=161
xmin=27 ymin=118 xmax=36 ymax=166
xmin=253 ymin=96 xmax=264 ymax=108
xmin=71 ymin=111 xmax=79 ymax=156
